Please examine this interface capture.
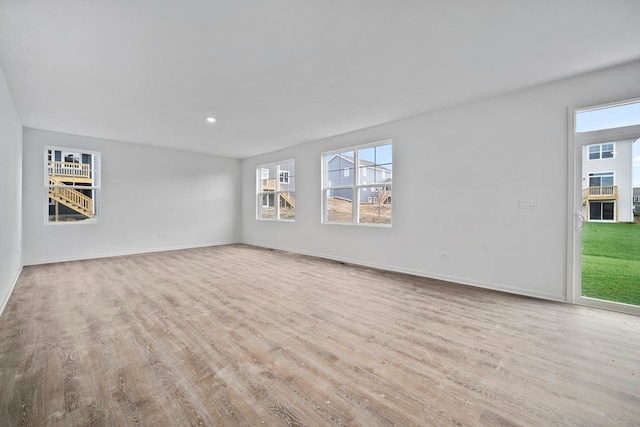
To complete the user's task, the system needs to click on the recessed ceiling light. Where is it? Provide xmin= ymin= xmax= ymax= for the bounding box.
xmin=206 ymin=117 xmax=216 ymax=123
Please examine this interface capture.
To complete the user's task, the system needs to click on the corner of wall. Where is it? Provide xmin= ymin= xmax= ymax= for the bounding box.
xmin=0 ymin=64 xmax=23 ymax=316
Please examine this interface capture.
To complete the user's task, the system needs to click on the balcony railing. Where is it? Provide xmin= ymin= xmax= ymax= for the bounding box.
xmin=582 ymin=186 xmax=617 ymax=201
xmin=48 ymin=176 xmax=94 ymax=216
xmin=48 ymin=161 xmax=91 ymax=179
xmin=261 ymin=178 xmax=276 ymax=191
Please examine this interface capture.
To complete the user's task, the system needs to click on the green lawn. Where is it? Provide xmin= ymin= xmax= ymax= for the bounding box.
xmin=582 ymin=222 xmax=640 ymax=305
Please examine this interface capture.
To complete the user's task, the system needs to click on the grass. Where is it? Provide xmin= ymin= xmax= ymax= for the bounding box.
xmin=581 ymin=221 xmax=640 ymax=305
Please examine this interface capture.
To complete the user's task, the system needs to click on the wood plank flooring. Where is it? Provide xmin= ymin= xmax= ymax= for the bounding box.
xmin=1 ymin=244 xmax=639 ymax=426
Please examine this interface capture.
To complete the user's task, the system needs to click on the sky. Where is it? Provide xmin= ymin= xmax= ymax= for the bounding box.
xmin=575 ymin=101 xmax=640 ymax=187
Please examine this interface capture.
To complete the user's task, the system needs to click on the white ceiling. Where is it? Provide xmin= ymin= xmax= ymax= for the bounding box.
xmin=1 ymin=1 xmax=639 ymax=159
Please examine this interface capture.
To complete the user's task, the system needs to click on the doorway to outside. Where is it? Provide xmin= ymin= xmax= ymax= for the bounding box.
xmin=571 ymin=99 xmax=640 ymax=314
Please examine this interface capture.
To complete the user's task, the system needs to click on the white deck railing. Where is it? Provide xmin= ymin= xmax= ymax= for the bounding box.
xmin=582 ymin=186 xmax=617 ymax=199
xmin=48 ymin=161 xmax=91 ymax=179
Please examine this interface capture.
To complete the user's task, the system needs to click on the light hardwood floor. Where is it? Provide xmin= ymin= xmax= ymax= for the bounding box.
xmin=1 ymin=244 xmax=639 ymax=426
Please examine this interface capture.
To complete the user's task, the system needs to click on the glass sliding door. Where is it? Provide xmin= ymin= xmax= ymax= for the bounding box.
xmin=570 ymin=99 xmax=640 ymax=314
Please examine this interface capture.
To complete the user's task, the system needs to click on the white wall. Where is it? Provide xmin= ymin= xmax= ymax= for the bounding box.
xmin=0 ymin=67 xmax=23 ymax=313
xmin=23 ymin=128 xmax=241 ymax=264
xmin=241 ymin=59 xmax=640 ymax=302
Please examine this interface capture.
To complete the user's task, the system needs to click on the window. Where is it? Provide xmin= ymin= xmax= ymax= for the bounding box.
xmin=633 ymin=196 xmax=640 ymax=203
xmin=588 ymin=143 xmax=614 ymax=160
xmin=576 ymin=100 xmax=640 ymax=133
xmin=323 ymin=140 xmax=392 ymax=225
xmin=257 ymin=159 xmax=295 ymax=221
xmin=589 ymin=172 xmax=614 ymax=188
xmin=46 ymin=146 xmax=100 ymax=223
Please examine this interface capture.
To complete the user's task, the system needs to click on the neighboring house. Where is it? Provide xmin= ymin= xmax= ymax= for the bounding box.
xmin=633 ymin=187 xmax=640 ymax=215
xmin=326 ymin=154 xmax=392 ymax=204
xmin=581 ymin=140 xmax=634 ymax=222
xmin=260 ymin=164 xmax=294 ymax=209
xmin=47 ymin=148 xmax=96 ymax=221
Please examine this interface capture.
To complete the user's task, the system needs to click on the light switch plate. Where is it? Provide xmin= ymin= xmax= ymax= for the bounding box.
xmin=519 ymin=199 xmax=537 ymax=209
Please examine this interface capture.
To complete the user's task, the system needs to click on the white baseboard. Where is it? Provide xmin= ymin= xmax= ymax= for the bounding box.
xmin=0 ymin=265 xmax=23 ymax=316
xmin=242 ymin=240 xmax=567 ymax=303
xmin=23 ymin=240 xmax=240 ymax=266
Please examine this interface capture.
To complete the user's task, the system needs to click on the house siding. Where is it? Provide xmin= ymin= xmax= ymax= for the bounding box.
xmin=582 ymin=140 xmax=634 ymax=222
xmin=326 ymin=155 xmax=391 ymax=202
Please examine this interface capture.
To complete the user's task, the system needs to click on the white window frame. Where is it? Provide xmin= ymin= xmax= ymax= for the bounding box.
xmin=588 ymin=142 xmax=615 ymax=160
xmin=322 ymin=140 xmax=392 ymax=226
xmin=45 ymin=146 xmax=100 ymax=225
xmin=588 ymin=171 xmax=614 ymax=188
xmin=576 ymin=99 xmax=640 ymax=132
xmin=588 ymin=200 xmax=616 ymax=222
xmin=256 ymin=159 xmax=295 ymax=222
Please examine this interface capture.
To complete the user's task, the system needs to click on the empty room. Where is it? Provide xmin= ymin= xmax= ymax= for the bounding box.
xmin=1 ymin=1 xmax=640 ymax=426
